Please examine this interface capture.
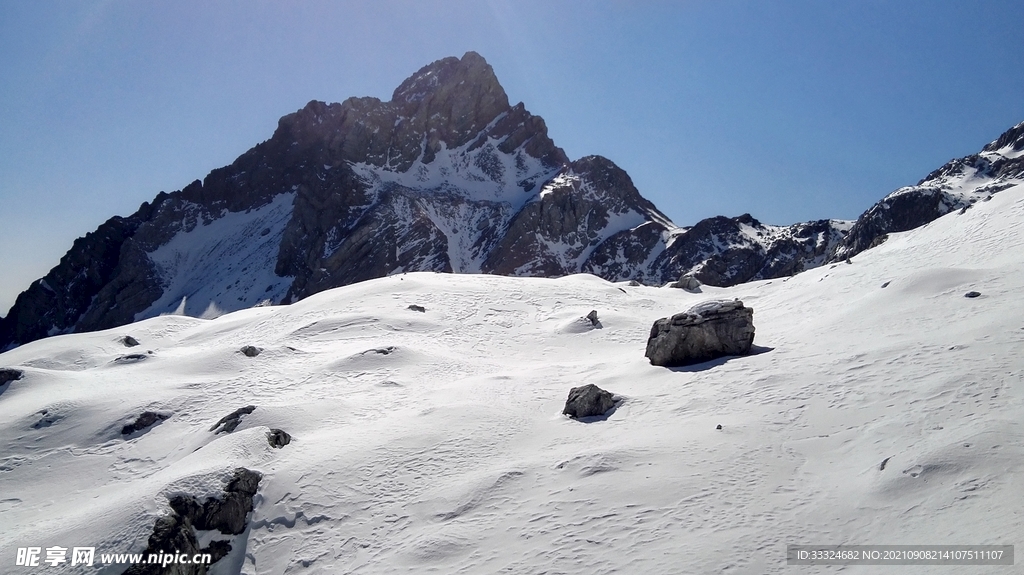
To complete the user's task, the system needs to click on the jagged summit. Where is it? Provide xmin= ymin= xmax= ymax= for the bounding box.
xmin=274 ymin=52 xmax=565 ymax=175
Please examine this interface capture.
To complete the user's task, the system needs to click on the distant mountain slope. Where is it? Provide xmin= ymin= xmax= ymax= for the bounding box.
xmin=11 ymin=54 xmax=1017 ymax=350
xmin=831 ymin=121 xmax=1024 ymax=261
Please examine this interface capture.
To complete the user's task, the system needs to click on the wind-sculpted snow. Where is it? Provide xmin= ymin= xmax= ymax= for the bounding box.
xmin=1 ymin=183 xmax=1022 ymax=573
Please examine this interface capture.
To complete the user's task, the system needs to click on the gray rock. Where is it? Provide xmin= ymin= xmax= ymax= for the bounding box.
xmin=407 ymin=304 xmax=426 ymax=312
xmin=121 ymin=335 xmax=140 ymax=347
xmin=122 ymin=411 xmax=170 ymax=436
xmin=964 ymin=291 xmax=981 ymax=298
xmin=645 ymin=299 xmax=755 ymax=367
xmin=585 ymin=310 xmax=599 ymax=326
xmin=123 ymin=468 xmax=262 ymax=575
xmin=239 ymin=345 xmax=262 ymax=357
xmin=670 ymin=274 xmax=701 ymax=291
xmin=0 ymin=368 xmax=23 ymax=386
xmin=210 ymin=405 xmax=256 ymax=434
xmin=267 ymin=428 xmax=291 ymax=448
xmin=562 ymin=384 xmax=617 ymax=419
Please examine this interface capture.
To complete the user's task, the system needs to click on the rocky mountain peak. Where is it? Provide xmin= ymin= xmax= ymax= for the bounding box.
xmin=982 ymin=120 xmax=1024 ymax=153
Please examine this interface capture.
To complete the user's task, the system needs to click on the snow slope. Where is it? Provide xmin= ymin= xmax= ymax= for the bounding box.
xmin=1 ymin=184 xmax=1022 ymax=574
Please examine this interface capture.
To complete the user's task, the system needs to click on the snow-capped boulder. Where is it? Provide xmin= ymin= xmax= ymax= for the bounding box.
xmin=121 ymin=411 xmax=170 ymax=436
xmin=562 ymin=384 xmax=617 ymax=419
xmin=670 ymin=274 xmax=701 ymax=291
xmin=645 ymin=299 xmax=755 ymax=367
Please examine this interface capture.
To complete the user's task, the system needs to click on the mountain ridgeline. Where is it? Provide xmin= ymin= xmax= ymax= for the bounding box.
xmin=2 ymin=52 xmax=1022 ymax=349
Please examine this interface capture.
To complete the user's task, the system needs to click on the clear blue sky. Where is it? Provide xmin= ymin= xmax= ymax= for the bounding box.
xmin=2 ymin=0 xmax=1023 ymax=315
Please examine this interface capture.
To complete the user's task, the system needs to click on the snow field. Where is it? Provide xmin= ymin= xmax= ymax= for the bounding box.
xmin=1 ymin=185 xmax=1022 ymax=574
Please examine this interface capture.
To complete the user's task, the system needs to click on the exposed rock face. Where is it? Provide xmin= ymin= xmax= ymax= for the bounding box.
xmin=645 ymin=299 xmax=755 ymax=367
xmin=831 ymin=121 xmax=1024 ymax=261
xmin=562 ymin=384 xmax=617 ymax=419
xmin=124 ymin=468 xmax=261 ymax=575
xmin=121 ymin=335 xmax=141 ymax=347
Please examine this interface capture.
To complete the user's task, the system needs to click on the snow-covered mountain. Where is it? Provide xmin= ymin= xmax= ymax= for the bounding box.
xmin=831 ymin=120 xmax=1024 ymax=261
xmin=1 ymin=178 xmax=1021 ymax=574
xmin=0 ymin=52 xmax=853 ymax=350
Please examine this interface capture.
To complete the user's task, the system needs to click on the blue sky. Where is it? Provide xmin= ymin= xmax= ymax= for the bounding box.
xmin=2 ymin=0 xmax=1023 ymax=315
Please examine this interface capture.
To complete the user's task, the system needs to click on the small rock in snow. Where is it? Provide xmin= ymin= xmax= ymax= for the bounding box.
xmin=563 ymin=384 xmax=617 ymax=419
xmin=240 ymin=345 xmax=262 ymax=357
xmin=267 ymin=428 xmax=292 ymax=448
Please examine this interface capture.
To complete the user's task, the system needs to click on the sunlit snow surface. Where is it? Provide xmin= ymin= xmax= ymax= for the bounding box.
xmin=2 ymin=185 xmax=1023 ymax=574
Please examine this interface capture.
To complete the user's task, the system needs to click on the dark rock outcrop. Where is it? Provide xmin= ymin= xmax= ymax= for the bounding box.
xmin=645 ymin=299 xmax=755 ymax=367
xmin=210 ymin=406 xmax=256 ymax=434
xmin=585 ymin=310 xmax=599 ymax=326
xmin=562 ymin=384 xmax=617 ymax=419
xmin=122 ymin=411 xmax=170 ymax=436
xmin=0 ymin=368 xmax=23 ymax=386
xmin=124 ymin=468 xmax=261 ymax=575
xmin=407 ymin=305 xmax=426 ymax=313
xmin=267 ymin=428 xmax=291 ymax=448
xmin=121 ymin=335 xmax=141 ymax=347
xmin=964 ymin=291 xmax=981 ymax=298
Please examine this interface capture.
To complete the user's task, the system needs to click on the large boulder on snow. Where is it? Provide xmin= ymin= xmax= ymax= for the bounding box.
xmin=645 ymin=299 xmax=755 ymax=367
